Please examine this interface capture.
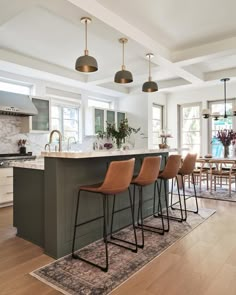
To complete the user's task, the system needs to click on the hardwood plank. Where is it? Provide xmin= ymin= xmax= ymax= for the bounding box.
xmin=1 ymin=199 xmax=236 ymax=295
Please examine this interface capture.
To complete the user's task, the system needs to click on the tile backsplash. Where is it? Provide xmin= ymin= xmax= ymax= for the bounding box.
xmin=0 ymin=115 xmax=49 ymax=155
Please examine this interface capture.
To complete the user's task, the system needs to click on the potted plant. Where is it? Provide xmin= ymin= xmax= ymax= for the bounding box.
xmin=216 ymin=129 xmax=236 ymax=158
xmin=18 ymin=139 xmax=27 ymax=154
xmin=106 ymin=118 xmax=140 ymax=149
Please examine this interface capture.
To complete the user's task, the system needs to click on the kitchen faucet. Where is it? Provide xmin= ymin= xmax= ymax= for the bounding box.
xmin=44 ymin=143 xmax=51 ymax=152
xmin=49 ymin=130 xmax=62 ymax=152
xmin=67 ymin=136 xmax=76 ymax=151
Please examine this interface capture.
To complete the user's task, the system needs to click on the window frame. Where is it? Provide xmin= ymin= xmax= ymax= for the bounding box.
xmin=152 ymin=103 xmax=164 ymax=149
xmin=179 ymin=102 xmax=202 ymax=156
xmin=87 ymin=98 xmax=112 ymax=110
xmin=51 ymin=99 xmax=80 ymax=143
xmin=0 ymin=78 xmax=33 ymax=95
xmin=207 ymin=98 xmax=236 ymax=154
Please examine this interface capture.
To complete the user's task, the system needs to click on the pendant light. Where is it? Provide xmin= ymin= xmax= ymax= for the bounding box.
xmin=114 ymin=38 xmax=133 ymax=84
xmin=142 ymin=53 xmax=158 ymax=92
xmin=202 ymin=78 xmax=236 ymax=120
xmin=75 ymin=17 xmax=98 ymax=73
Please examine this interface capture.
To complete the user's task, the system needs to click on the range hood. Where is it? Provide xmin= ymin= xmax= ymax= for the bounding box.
xmin=0 ymin=90 xmax=38 ymax=116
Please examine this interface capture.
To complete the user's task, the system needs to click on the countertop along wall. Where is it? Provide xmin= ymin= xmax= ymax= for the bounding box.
xmin=167 ymin=81 xmax=236 ymax=156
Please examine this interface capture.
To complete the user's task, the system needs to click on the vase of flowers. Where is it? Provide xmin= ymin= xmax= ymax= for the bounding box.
xmin=159 ymin=129 xmax=173 ymax=149
xmin=18 ymin=139 xmax=27 ymax=154
xmin=106 ymin=118 xmax=140 ymax=150
xmin=216 ymin=129 xmax=236 ymax=158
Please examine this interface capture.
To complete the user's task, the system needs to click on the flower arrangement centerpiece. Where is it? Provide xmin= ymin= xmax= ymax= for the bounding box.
xmin=159 ymin=129 xmax=172 ymax=149
xmin=18 ymin=139 xmax=27 ymax=154
xmin=106 ymin=118 xmax=140 ymax=149
xmin=216 ymin=129 xmax=236 ymax=158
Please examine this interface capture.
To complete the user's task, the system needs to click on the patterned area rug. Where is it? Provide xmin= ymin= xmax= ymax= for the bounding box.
xmin=31 ymin=208 xmax=215 ymax=295
xmin=180 ymin=185 xmax=236 ymax=202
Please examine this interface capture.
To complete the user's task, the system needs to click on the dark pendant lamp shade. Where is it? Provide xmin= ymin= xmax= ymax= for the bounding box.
xmin=142 ymin=53 xmax=158 ymax=92
xmin=142 ymin=80 xmax=158 ymax=92
xmin=114 ymin=38 xmax=133 ymax=84
xmin=75 ymin=17 xmax=98 ymax=73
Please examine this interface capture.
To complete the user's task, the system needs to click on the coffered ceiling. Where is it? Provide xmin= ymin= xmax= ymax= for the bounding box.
xmin=0 ymin=0 xmax=236 ymax=96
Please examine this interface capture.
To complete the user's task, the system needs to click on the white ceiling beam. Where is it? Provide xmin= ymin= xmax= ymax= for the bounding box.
xmin=173 ymin=36 xmax=236 ymax=66
xmin=205 ymin=67 xmax=236 ymax=82
xmin=0 ymin=49 xmax=128 ymax=97
xmin=66 ymin=0 xmax=204 ymax=84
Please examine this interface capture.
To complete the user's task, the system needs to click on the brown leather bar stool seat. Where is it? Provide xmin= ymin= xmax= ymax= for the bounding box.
xmin=131 ymin=156 xmax=163 ymax=248
xmin=154 ymin=154 xmax=182 ymax=232
xmin=71 ymin=158 xmax=137 ymax=272
xmin=171 ymin=153 xmax=198 ymax=220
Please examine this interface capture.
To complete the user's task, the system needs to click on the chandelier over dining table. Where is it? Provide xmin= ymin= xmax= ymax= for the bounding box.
xmin=202 ymin=78 xmax=236 ymax=120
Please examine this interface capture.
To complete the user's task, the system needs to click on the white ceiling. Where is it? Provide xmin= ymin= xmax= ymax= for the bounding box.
xmin=0 ymin=0 xmax=236 ymax=96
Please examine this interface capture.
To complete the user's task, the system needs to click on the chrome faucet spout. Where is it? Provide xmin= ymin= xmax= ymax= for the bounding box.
xmin=49 ymin=130 xmax=62 ymax=152
xmin=44 ymin=143 xmax=51 ymax=152
xmin=67 ymin=136 xmax=77 ymax=151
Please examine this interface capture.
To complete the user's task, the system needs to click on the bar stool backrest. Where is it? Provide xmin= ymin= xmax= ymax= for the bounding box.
xmin=159 ymin=155 xmax=182 ymax=179
xmin=178 ymin=153 xmax=197 ymax=175
xmin=100 ymin=158 xmax=135 ymax=194
xmin=133 ymin=156 xmax=161 ymax=186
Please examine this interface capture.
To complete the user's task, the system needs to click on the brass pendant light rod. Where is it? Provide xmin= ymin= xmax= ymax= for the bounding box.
xmin=81 ymin=17 xmax=91 ymax=56
xmin=142 ymin=53 xmax=158 ymax=92
xmin=119 ymin=38 xmax=128 ymax=70
xmin=114 ymin=38 xmax=133 ymax=83
xmin=75 ymin=16 xmax=98 ymax=73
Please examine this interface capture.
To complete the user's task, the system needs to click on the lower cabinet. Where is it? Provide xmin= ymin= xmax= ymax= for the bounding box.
xmin=0 ymin=168 xmax=13 ymax=207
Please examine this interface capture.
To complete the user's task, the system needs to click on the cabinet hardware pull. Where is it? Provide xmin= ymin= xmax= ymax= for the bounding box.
xmin=6 ymin=176 xmax=13 ymax=178
xmin=6 ymin=192 xmax=13 ymax=195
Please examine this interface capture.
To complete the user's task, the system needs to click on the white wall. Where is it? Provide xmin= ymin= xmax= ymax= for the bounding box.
xmin=119 ymin=91 xmax=167 ymax=149
xmin=0 ymin=70 xmax=119 ymax=154
xmin=167 ymin=80 xmax=236 ymax=156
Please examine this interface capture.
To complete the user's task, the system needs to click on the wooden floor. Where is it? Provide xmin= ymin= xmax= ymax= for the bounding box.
xmin=1 ymin=198 xmax=236 ymax=295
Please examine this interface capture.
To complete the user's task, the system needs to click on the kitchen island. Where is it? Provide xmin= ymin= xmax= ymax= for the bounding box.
xmin=13 ymin=148 xmax=182 ymax=259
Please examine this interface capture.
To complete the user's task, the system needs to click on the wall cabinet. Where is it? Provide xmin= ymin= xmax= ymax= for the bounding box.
xmin=21 ymin=97 xmax=50 ymax=133
xmin=0 ymin=168 xmax=13 ymax=207
xmin=85 ymin=107 xmax=125 ymax=136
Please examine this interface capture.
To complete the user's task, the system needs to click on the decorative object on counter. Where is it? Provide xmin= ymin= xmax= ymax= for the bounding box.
xmin=18 ymin=139 xmax=27 ymax=154
xmin=215 ymin=129 xmax=236 ymax=158
xmin=31 ymin=208 xmax=215 ymax=295
xmin=159 ymin=129 xmax=172 ymax=149
xmin=142 ymin=53 xmax=158 ymax=92
xmin=202 ymin=78 xmax=236 ymax=120
xmin=114 ymin=38 xmax=133 ymax=84
xmin=75 ymin=17 xmax=98 ymax=73
xmin=49 ymin=130 xmax=62 ymax=152
xmin=106 ymin=118 xmax=140 ymax=150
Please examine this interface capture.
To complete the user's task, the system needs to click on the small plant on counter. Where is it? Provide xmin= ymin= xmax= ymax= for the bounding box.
xmin=106 ymin=118 xmax=140 ymax=149
xmin=18 ymin=139 xmax=27 ymax=147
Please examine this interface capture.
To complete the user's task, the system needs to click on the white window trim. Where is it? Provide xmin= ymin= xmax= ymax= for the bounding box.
xmin=179 ymin=102 xmax=202 ymax=155
xmin=51 ymin=99 xmax=81 ymax=143
xmin=152 ymin=103 xmax=164 ymax=148
xmin=207 ymin=98 xmax=236 ymax=153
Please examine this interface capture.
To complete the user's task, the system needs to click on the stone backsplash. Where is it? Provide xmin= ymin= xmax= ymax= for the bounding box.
xmin=0 ymin=115 xmax=49 ymax=155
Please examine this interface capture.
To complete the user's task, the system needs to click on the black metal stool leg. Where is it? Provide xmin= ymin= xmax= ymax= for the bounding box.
xmin=156 ymin=181 xmax=164 ymax=234
xmin=192 ymin=173 xmax=199 ymax=214
xmin=128 ymin=187 xmax=138 ymax=252
xmin=181 ymin=175 xmax=187 ymax=221
xmin=72 ymin=192 xmax=109 ymax=272
xmin=164 ymin=179 xmax=170 ymax=232
xmin=110 ymin=194 xmax=116 ymax=238
xmin=72 ymin=190 xmax=81 ymax=256
xmin=103 ymin=195 xmax=109 ymax=272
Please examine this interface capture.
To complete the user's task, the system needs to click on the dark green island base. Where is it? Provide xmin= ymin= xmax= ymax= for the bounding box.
xmin=13 ymin=150 xmax=171 ymax=259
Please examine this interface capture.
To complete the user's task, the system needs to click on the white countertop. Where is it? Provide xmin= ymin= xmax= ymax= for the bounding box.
xmin=11 ymin=159 xmax=44 ymax=170
xmin=41 ymin=148 xmax=184 ymax=159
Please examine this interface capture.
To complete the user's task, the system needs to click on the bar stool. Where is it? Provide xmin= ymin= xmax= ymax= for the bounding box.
xmin=131 ymin=156 xmax=163 ymax=248
xmin=171 ymin=153 xmax=198 ymax=220
xmin=154 ymin=155 xmax=182 ymax=232
xmin=71 ymin=158 xmax=137 ymax=272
